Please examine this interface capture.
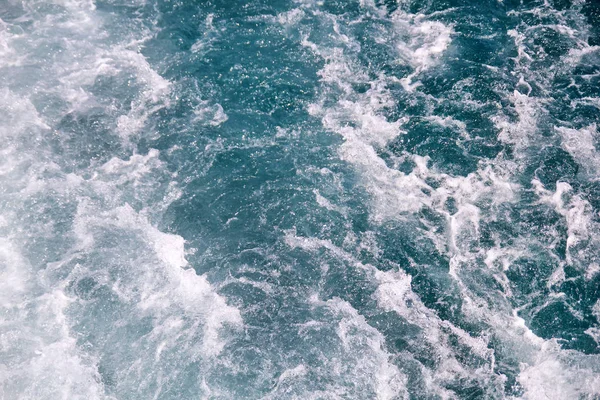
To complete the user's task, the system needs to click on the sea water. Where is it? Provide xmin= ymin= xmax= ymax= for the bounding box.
xmin=1 ymin=0 xmax=600 ymax=398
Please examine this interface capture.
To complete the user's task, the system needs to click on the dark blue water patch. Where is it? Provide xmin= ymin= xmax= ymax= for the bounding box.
xmin=419 ymin=62 xmax=510 ymax=104
xmin=581 ymin=181 xmax=600 ymax=212
xmin=532 ymin=146 xmax=581 ymax=190
xmin=506 ymin=255 xmax=557 ymax=298
xmin=583 ymin=0 xmax=600 ymax=45
xmin=529 ymin=300 xmax=598 ymax=353
xmin=532 ymin=26 xmax=578 ymax=59
xmin=559 ymin=271 xmax=600 ymax=317
xmin=141 ymin=24 xmax=322 ymax=144
xmin=399 ymin=119 xmax=481 ymax=176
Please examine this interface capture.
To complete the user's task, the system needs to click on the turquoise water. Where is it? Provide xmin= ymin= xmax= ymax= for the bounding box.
xmin=1 ymin=0 xmax=600 ymax=398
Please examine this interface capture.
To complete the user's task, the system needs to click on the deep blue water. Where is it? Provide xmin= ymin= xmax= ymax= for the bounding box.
xmin=1 ymin=0 xmax=600 ymax=398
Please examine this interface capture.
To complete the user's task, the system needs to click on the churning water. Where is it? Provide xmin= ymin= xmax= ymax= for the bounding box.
xmin=1 ymin=0 xmax=600 ymax=398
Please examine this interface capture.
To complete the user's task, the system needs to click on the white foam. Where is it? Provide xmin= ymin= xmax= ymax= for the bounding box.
xmin=110 ymin=45 xmax=172 ymax=139
xmin=193 ymin=102 xmax=229 ymax=126
xmin=493 ymin=90 xmax=540 ymax=148
xmin=0 ymin=237 xmax=108 ymax=399
xmin=191 ymin=14 xmax=218 ymax=54
xmin=0 ymin=88 xmax=49 ymax=138
xmin=391 ymin=11 xmax=453 ymax=91
xmin=533 ymin=179 xmax=598 ymax=272
xmin=0 ymin=2 xmax=240 ymax=397
xmin=507 ymin=29 xmax=533 ymax=64
xmin=313 ymin=189 xmax=347 ymax=215
xmin=556 ymin=124 xmax=599 ymax=177
xmin=0 ymin=20 xmax=25 ymax=67
xmin=285 ymin=232 xmax=504 ymax=396
xmin=300 ymin=6 xmax=600 ymax=397
xmin=318 ymin=297 xmax=409 ymax=400
xmin=302 ymin=4 xmax=519 ymax=230
xmin=0 ymin=238 xmax=29 ymax=308
xmin=277 ymin=8 xmax=306 ymax=26
xmin=517 ymin=349 xmax=600 ymax=400
xmin=70 ymin=196 xmax=242 ymax=359
xmin=426 ymin=115 xmax=470 ymax=139
xmin=5 ymin=0 xmax=169 ymax=139
xmin=258 ymin=266 xmax=408 ymax=399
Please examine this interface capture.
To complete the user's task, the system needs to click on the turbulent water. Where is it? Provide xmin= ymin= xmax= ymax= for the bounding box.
xmin=2 ymin=0 xmax=600 ymax=398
